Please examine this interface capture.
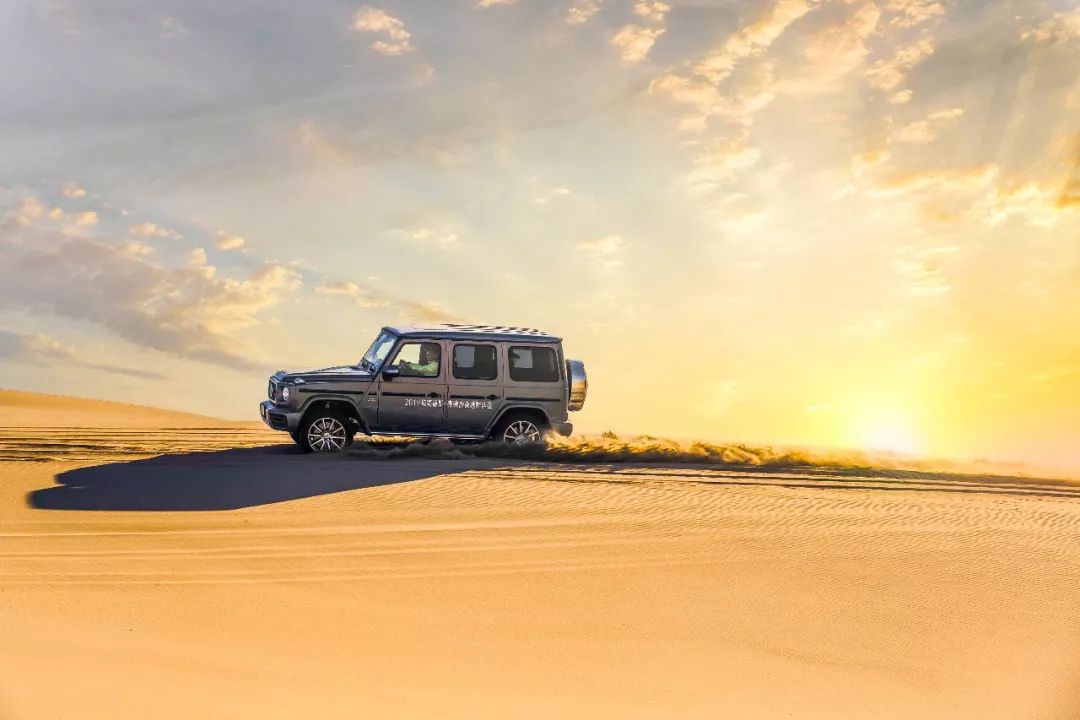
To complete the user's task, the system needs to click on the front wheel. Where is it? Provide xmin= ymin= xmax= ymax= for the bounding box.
xmin=299 ymin=413 xmax=353 ymax=453
xmin=493 ymin=414 xmax=548 ymax=445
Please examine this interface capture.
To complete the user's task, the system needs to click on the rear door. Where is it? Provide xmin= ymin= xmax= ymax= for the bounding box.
xmin=376 ymin=340 xmax=447 ymax=432
xmin=446 ymin=342 xmax=503 ymax=434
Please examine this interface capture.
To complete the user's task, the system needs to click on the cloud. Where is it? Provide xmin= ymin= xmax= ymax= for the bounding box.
xmin=11 ymin=197 xmax=43 ymax=226
xmin=1021 ymin=10 xmax=1080 ymax=45
xmin=686 ymin=135 xmax=763 ymax=192
xmin=353 ymin=6 xmax=415 ymax=55
xmin=893 ymin=245 xmax=951 ymax=297
xmin=650 ymin=0 xmax=815 ymax=130
xmin=315 ymin=281 xmax=462 ymax=323
xmin=566 ymin=0 xmax=602 ymax=25
xmin=215 ymin=230 xmax=246 ymax=251
xmin=0 ymin=328 xmax=168 ymax=381
xmin=855 ymin=161 xmax=1075 ymax=229
xmin=0 ymin=208 xmax=301 ymax=371
xmin=130 ymin=222 xmax=182 ymax=240
xmin=883 ymin=0 xmax=944 ymax=29
xmin=577 ymin=235 xmax=625 ymax=268
xmin=612 ymin=25 xmax=665 ymax=63
xmin=534 ymin=186 xmax=572 ymax=204
xmin=0 ymin=329 xmax=75 ymax=362
xmin=159 ymin=17 xmax=188 ymax=39
xmin=889 ymin=107 xmax=963 ymax=144
xmin=577 ymin=235 xmax=624 ymax=256
xmin=634 ymin=1 xmax=670 ymax=23
xmin=865 ymin=37 xmax=934 ymax=93
xmin=788 ymin=1 xmax=880 ymax=93
xmin=693 ymin=0 xmax=815 ymax=85
xmin=49 ymin=207 xmax=99 ymax=229
xmin=476 ymin=0 xmax=516 ymax=7
xmin=296 ymin=120 xmax=351 ymax=164
xmin=388 ymin=226 xmax=460 ymax=250
xmin=1059 ymin=134 xmax=1080 ymax=209
xmin=316 ymin=281 xmax=390 ymax=308
xmin=62 ymin=182 xmax=86 ymax=198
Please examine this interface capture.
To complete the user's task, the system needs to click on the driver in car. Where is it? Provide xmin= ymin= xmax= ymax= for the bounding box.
xmin=399 ymin=343 xmax=440 ymax=377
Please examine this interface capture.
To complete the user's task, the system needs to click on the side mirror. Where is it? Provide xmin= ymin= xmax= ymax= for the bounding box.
xmin=382 ymin=366 xmax=400 ymax=380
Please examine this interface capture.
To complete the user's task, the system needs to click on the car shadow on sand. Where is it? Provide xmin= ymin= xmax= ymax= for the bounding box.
xmin=28 ymin=445 xmax=483 ymax=512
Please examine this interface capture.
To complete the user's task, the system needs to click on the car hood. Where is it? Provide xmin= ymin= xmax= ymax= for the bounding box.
xmin=275 ymin=366 xmax=374 ymax=383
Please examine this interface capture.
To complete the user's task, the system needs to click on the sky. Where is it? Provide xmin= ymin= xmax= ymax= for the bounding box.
xmin=0 ymin=0 xmax=1077 ymax=471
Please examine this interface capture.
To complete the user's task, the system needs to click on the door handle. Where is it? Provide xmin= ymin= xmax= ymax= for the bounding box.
xmin=486 ymin=394 xmax=498 ymax=400
xmin=427 ymin=392 xmax=440 ymax=398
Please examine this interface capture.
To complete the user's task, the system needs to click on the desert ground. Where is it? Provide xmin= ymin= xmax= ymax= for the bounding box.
xmin=2 ymin=390 xmax=1080 ymax=719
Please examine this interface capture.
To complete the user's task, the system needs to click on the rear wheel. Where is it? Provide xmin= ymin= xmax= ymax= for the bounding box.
xmin=299 ymin=412 xmax=353 ymax=453
xmin=493 ymin=413 xmax=548 ymax=445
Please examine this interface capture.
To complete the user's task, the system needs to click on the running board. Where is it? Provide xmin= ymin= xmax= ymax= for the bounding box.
xmin=368 ymin=431 xmax=488 ymax=441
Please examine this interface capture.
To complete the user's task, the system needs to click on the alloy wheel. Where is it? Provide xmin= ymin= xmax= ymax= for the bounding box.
xmin=503 ymin=419 xmax=542 ymax=444
xmin=307 ymin=417 xmax=348 ymax=452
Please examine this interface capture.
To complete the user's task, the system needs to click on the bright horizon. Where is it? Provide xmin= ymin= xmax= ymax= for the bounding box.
xmin=0 ymin=0 xmax=1077 ymax=471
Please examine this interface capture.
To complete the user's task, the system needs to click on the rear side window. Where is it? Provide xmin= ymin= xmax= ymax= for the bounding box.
xmin=453 ymin=344 xmax=498 ymax=380
xmin=508 ymin=346 xmax=559 ymax=382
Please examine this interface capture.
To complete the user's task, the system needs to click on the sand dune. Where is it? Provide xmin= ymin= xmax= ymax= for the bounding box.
xmin=0 ymin=388 xmax=252 ymax=428
xmin=2 ymin=393 xmax=1080 ymax=719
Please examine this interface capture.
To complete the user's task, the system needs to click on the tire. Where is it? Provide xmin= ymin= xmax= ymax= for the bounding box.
xmin=298 ymin=411 xmax=353 ymax=453
xmin=492 ymin=413 xmax=548 ymax=445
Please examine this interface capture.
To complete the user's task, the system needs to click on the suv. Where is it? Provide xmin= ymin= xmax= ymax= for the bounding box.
xmin=259 ymin=324 xmax=588 ymax=452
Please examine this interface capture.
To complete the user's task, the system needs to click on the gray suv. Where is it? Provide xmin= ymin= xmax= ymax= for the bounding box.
xmin=259 ymin=324 xmax=588 ymax=452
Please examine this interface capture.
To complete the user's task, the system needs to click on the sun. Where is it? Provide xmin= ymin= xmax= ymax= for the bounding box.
xmin=855 ymin=409 xmax=922 ymax=456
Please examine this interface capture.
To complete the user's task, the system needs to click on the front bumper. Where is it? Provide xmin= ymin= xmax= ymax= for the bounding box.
xmin=552 ymin=421 xmax=573 ymax=437
xmin=259 ymin=400 xmax=296 ymax=432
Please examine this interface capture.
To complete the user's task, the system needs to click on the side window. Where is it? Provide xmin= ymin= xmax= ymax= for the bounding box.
xmin=391 ymin=342 xmax=441 ymax=378
xmin=453 ymin=344 xmax=498 ymax=381
xmin=508 ymin=346 xmax=559 ymax=382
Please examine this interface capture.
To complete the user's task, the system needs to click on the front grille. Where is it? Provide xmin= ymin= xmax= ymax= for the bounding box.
xmin=268 ymin=380 xmax=277 ymax=400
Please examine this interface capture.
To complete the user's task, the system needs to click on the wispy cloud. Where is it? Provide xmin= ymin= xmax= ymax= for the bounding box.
xmin=353 ymin=6 xmax=415 ymax=55
xmin=130 ymin=222 xmax=181 ymax=240
xmin=159 ymin=17 xmax=188 ymax=39
xmin=633 ymin=1 xmax=670 ymax=23
xmin=577 ymin=235 xmax=625 ymax=268
xmin=61 ymin=182 xmax=86 ymax=199
xmin=566 ymin=0 xmax=602 ymax=25
xmin=0 ymin=328 xmax=168 ymax=381
xmin=215 ymin=230 xmax=246 ymax=252
xmin=316 ymin=280 xmax=462 ymax=323
xmin=889 ymin=107 xmax=963 ymax=144
xmin=612 ymin=25 xmax=664 ymax=63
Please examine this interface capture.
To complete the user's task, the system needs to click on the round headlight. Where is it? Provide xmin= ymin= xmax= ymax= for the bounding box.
xmin=281 ymin=386 xmax=291 ymax=402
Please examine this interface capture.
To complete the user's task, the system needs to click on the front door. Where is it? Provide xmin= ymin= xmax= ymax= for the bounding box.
xmin=446 ymin=342 xmax=503 ymax=434
xmin=376 ymin=340 xmax=447 ymax=432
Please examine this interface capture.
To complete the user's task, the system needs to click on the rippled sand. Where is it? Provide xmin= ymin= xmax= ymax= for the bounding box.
xmin=3 ymin=392 xmax=1080 ymax=718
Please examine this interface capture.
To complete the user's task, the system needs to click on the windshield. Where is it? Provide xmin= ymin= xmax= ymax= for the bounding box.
xmin=359 ymin=331 xmax=397 ymax=370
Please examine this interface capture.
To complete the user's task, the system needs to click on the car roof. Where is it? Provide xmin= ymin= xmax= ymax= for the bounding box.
xmin=384 ymin=324 xmax=562 ymax=344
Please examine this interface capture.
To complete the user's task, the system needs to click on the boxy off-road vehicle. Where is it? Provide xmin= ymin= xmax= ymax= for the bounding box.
xmin=260 ymin=324 xmax=587 ymax=452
